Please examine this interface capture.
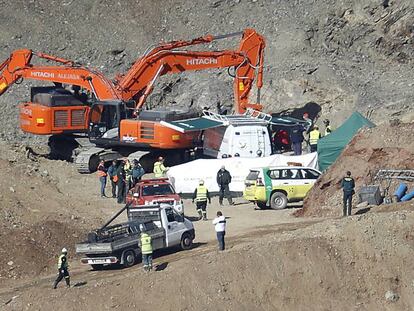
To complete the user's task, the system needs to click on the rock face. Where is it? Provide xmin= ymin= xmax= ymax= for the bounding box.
xmin=0 ymin=0 xmax=414 ymax=144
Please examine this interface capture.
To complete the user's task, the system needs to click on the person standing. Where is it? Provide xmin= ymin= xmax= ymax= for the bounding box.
xmin=216 ymin=166 xmax=234 ymax=206
xmin=341 ymin=171 xmax=355 ymax=217
xmin=153 ymin=156 xmax=169 ymax=178
xmin=212 ymin=211 xmax=226 ymax=251
xmin=309 ymin=125 xmax=322 ymax=153
xmin=124 ymin=159 xmax=133 ymax=193
xmin=132 ymin=159 xmax=145 ymax=186
xmin=323 ymin=119 xmax=332 ymax=136
xmin=192 ymin=180 xmax=211 ymax=220
xmin=107 ymin=160 xmax=118 ymax=198
xmin=140 ymin=224 xmax=153 ymax=272
xmin=97 ymin=160 xmax=107 ymax=197
xmin=290 ymin=123 xmax=305 ymax=155
xmin=116 ymin=160 xmax=127 ymax=204
xmin=53 ymin=248 xmax=70 ymax=289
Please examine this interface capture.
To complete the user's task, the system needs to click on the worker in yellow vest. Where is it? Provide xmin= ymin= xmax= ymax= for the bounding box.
xmin=192 ymin=180 xmax=211 ymax=220
xmin=153 ymin=156 xmax=169 ymax=178
xmin=140 ymin=224 xmax=153 ymax=272
xmin=53 ymin=248 xmax=70 ymax=289
xmin=309 ymin=125 xmax=322 ymax=153
xmin=323 ymin=119 xmax=332 ymax=136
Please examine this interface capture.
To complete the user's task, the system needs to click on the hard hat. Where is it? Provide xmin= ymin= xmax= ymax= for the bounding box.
xmin=61 ymin=248 xmax=68 ymax=254
xmin=303 ymin=112 xmax=309 ymax=118
xmin=221 ymin=165 xmax=225 ymax=169
xmin=158 ymin=156 xmax=164 ymax=161
xmin=139 ymin=224 xmax=145 ymax=232
xmin=256 ymin=150 xmax=263 ymax=156
xmin=199 ymin=180 xmax=204 ymax=185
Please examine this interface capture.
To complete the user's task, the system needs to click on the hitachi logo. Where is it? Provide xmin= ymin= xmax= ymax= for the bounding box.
xmin=31 ymin=71 xmax=55 ymax=78
xmin=186 ymin=58 xmax=218 ymax=66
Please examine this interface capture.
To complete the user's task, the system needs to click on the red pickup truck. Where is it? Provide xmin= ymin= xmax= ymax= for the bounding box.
xmin=126 ymin=178 xmax=183 ymax=213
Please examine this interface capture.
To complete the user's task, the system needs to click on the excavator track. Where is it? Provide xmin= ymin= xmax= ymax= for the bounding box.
xmin=75 ymin=147 xmax=106 ymax=174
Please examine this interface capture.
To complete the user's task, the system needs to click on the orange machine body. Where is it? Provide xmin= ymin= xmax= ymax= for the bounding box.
xmin=119 ymin=119 xmax=198 ymax=149
xmin=19 ymin=102 xmax=89 ymax=135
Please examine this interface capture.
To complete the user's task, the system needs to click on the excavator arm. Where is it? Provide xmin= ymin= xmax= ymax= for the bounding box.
xmin=117 ymin=28 xmax=265 ymax=113
xmin=0 ymin=49 xmax=119 ymax=100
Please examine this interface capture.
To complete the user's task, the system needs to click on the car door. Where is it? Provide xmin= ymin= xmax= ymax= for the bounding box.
xmin=300 ymin=168 xmax=321 ymax=196
xmin=272 ymin=169 xmax=295 ymax=199
xmin=281 ymin=168 xmax=304 ymax=200
xmin=164 ymin=207 xmax=185 ymax=247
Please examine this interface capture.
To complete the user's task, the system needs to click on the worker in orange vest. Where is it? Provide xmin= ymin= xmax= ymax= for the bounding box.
xmin=97 ymin=160 xmax=108 ymax=197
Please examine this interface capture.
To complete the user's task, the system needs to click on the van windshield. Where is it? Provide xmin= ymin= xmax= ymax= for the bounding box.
xmin=246 ymin=170 xmax=260 ymax=180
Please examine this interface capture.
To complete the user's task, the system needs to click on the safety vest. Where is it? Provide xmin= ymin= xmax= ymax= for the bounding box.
xmin=309 ymin=130 xmax=321 ymax=145
xmin=325 ymin=125 xmax=332 ymax=136
xmin=153 ymin=161 xmax=166 ymax=178
xmin=195 ymin=185 xmax=208 ymax=202
xmin=58 ymin=254 xmax=68 ymax=269
xmin=140 ymin=233 xmax=153 ymax=254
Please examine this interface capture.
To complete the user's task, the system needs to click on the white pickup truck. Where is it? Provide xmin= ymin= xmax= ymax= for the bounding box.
xmin=75 ymin=204 xmax=195 ymax=269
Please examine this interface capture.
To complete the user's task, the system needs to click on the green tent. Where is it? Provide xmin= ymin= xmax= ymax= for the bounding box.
xmin=318 ymin=111 xmax=375 ymax=171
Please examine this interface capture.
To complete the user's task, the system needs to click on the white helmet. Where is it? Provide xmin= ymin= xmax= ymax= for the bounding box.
xmin=61 ymin=248 xmax=68 ymax=254
xmin=199 ymin=180 xmax=204 ymax=185
xmin=139 ymin=224 xmax=145 ymax=232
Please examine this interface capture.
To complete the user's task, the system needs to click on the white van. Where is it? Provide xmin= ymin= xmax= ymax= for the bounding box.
xmin=203 ymin=123 xmax=272 ymax=158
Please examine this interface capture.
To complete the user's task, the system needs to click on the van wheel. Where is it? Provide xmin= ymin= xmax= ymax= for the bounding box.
xmin=256 ymin=202 xmax=267 ymax=209
xmin=123 ymin=250 xmax=136 ymax=268
xmin=270 ymin=192 xmax=288 ymax=210
xmin=181 ymin=233 xmax=193 ymax=250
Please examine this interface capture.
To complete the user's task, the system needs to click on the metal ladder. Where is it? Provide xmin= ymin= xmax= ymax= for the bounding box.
xmin=374 ymin=169 xmax=414 ymax=182
xmin=244 ymin=108 xmax=273 ymax=124
xmin=202 ymin=110 xmax=269 ymax=125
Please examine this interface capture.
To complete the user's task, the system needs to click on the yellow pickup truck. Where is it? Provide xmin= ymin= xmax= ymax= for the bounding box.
xmin=243 ymin=166 xmax=321 ymax=209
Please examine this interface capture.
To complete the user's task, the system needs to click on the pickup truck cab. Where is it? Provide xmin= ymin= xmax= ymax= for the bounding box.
xmin=126 ymin=178 xmax=183 ymax=213
xmin=243 ymin=166 xmax=321 ymax=209
xmin=75 ymin=204 xmax=195 ymax=269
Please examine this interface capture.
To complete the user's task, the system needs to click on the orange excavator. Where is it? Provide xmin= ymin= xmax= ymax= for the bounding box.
xmin=0 ymin=29 xmax=265 ymax=172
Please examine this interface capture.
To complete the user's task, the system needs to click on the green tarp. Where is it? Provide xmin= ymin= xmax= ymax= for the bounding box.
xmin=318 ymin=111 xmax=375 ymax=171
xmin=160 ymin=117 xmax=224 ymax=133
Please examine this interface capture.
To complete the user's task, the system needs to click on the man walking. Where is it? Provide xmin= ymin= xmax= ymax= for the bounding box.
xmin=153 ymin=156 xmax=169 ymax=178
xmin=192 ymin=180 xmax=211 ymax=220
xmin=140 ymin=224 xmax=153 ymax=272
xmin=97 ymin=160 xmax=107 ymax=197
xmin=53 ymin=248 xmax=70 ymax=289
xmin=212 ymin=211 xmax=226 ymax=251
xmin=341 ymin=171 xmax=355 ymax=217
xmin=216 ymin=166 xmax=234 ymax=206
xmin=309 ymin=125 xmax=322 ymax=153
xmin=107 ymin=160 xmax=118 ymax=198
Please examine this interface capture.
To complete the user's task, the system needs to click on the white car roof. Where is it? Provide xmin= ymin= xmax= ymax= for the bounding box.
xmin=249 ymin=166 xmax=321 ymax=172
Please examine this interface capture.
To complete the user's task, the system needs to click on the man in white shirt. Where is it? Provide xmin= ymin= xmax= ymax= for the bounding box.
xmin=212 ymin=211 xmax=226 ymax=251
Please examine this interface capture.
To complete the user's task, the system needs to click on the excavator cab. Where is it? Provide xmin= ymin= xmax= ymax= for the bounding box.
xmin=88 ymin=101 xmax=127 ymax=145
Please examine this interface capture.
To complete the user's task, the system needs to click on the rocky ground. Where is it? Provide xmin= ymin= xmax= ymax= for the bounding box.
xmin=0 ymin=0 xmax=414 ymax=142
xmin=1 ymin=0 xmax=414 ymax=310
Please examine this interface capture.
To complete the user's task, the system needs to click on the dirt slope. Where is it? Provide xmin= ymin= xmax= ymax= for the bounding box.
xmin=2 ymin=209 xmax=414 ymax=310
xmin=299 ymin=122 xmax=414 ymax=217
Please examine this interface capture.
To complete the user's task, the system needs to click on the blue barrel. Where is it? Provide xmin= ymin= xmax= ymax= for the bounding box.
xmin=394 ymin=183 xmax=408 ymax=201
xmin=401 ymin=190 xmax=414 ymax=202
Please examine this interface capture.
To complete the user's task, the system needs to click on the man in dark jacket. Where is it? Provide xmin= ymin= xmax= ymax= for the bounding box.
xmin=116 ymin=161 xmax=127 ymax=204
xmin=290 ymin=123 xmax=305 ymax=155
xmin=341 ymin=171 xmax=355 ymax=217
xmin=107 ymin=160 xmax=118 ymax=198
xmin=132 ymin=159 xmax=145 ymax=187
xmin=216 ymin=166 xmax=234 ymax=206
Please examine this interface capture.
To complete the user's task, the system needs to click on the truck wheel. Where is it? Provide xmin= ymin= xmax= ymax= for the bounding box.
xmin=270 ymin=192 xmax=288 ymax=210
xmin=180 ymin=233 xmax=193 ymax=250
xmin=256 ymin=202 xmax=267 ymax=209
xmin=123 ymin=250 xmax=136 ymax=268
